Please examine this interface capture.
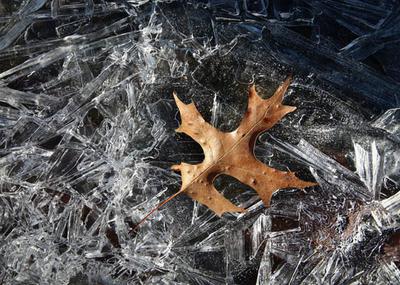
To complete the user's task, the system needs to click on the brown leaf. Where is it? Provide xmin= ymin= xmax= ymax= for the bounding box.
xmin=171 ymin=77 xmax=317 ymax=216
xmin=134 ymin=77 xmax=317 ymax=229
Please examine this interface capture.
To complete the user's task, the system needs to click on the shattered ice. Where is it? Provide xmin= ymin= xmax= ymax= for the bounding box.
xmin=0 ymin=1 xmax=399 ymax=284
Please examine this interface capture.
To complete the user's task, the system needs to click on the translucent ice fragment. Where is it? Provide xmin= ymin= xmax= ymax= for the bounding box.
xmin=354 ymin=141 xmax=384 ymax=199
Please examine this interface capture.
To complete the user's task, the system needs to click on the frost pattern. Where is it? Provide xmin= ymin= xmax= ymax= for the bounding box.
xmin=0 ymin=1 xmax=399 ymax=284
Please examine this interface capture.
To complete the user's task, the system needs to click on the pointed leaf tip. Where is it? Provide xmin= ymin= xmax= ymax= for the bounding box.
xmin=173 ymin=91 xmax=181 ymax=104
xmin=271 ymin=76 xmax=292 ymax=103
xmin=171 ymin=164 xmax=181 ymax=171
xmin=249 ymin=85 xmax=256 ymax=97
xmin=285 ymin=105 xmax=297 ymax=113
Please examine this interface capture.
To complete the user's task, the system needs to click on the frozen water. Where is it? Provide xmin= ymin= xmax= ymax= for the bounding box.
xmin=0 ymin=1 xmax=399 ymax=284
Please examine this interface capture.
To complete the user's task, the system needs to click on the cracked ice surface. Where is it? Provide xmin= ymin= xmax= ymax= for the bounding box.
xmin=0 ymin=1 xmax=399 ymax=284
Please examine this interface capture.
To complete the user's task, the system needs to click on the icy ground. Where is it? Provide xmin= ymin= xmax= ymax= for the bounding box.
xmin=0 ymin=1 xmax=399 ymax=284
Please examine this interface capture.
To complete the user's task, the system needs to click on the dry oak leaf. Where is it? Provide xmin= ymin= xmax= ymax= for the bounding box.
xmin=171 ymin=77 xmax=317 ymax=216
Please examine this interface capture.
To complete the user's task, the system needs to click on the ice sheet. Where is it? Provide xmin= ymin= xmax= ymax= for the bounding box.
xmin=0 ymin=1 xmax=399 ymax=284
